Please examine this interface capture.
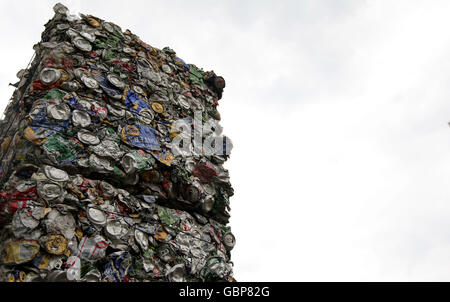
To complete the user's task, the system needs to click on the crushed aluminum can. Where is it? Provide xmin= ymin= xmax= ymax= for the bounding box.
xmin=72 ymin=36 xmax=92 ymax=52
xmin=60 ymin=81 xmax=80 ymax=92
xmin=81 ymin=75 xmax=99 ymax=89
xmin=106 ymin=104 xmax=125 ymax=117
xmin=134 ymin=229 xmax=149 ymax=251
xmin=78 ymin=235 xmax=109 ymax=262
xmin=132 ymin=85 xmax=144 ymax=95
xmin=137 ymin=108 xmax=154 ymax=124
xmin=11 ymin=209 xmax=39 ymax=237
xmin=46 ymin=270 xmax=69 ymax=282
xmin=89 ymin=154 xmax=114 ymax=172
xmin=156 ymin=244 xmax=173 ymax=263
xmin=177 ymin=95 xmax=191 ymax=110
xmin=44 ymin=165 xmax=69 ymax=182
xmin=151 ymin=102 xmax=164 ymax=114
xmin=40 ymin=234 xmax=68 ymax=255
xmin=72 ymin=110 xmax=91 ymax=127
xmin=166 ymin=264 xmax=186 ymax=282
xmin=103 ymin=22 xmax=114 ymax=33
xmin=81 ymin=269 xmax=102 ymax=282
xmin=104 ymin=251 xmax=131 ymax=282
xmin=183 ymin=185 xmax=201 ymax=204
xmin=44 ymin=209 xmax=76 ymax=240
xmin=107 ymin=74 xmax=125 ymax=89
xmin=222 ymin=232 xmax=235 ymax=251
xmin=65 ymin=255 xmax=81 ymax=281
xmin=105 ymin=219 xmax=127 ymax=240
xmin=77 ymin=129 xmax=100 ymax=145
xmin=202 ymin=182 xmax=216 ymax=196
xmin=37 ymin=181 xmax=63 ymax=202
xmin=161 ymin=64 xmax=172 ymax=74
xmin=1 ymin=240 xmax=40 ymax=265
xmin=40 ymin=68 xmax=62 ymax=86
xmin=99 ymin=181 xmax=116 ymax=197
xmin=121 ymin=151 xmax=154 ymax=174
xmin=86 ymin=206 xmax=106 ymax=227
xmin=201 ymin=195 xmax=215 ymax=213
xmin=80 ymin=31 xmax=95 ymax=42
xmin=47 ymin=103 xmax=71 ymax=120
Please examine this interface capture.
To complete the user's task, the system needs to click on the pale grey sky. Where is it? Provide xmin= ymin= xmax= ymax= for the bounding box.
xmin=2 ymin=0 xmax=450 ymax=281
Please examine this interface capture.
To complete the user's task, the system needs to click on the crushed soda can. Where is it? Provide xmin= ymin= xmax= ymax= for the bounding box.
xmin=1 ymin=240 xmax=40 ymax=265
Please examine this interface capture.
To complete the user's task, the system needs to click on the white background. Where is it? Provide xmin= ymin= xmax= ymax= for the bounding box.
xmin=2 ymin=0 xmax=450 ymax=281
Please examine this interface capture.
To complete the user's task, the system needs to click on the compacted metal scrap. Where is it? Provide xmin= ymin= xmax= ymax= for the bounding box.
xmin=0 ymin=3 xmax=235 ymax=282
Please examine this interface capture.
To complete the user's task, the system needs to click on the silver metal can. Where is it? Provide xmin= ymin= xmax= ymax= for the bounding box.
xmin=37 ymin=181 xmax=63 ymax=201
xmin=40 ymin=68 xmax=61 ymax=86
xmin=82 ymin=75 xmax=99 ymax=89
xmin=222 ymin=232 xmax=235 ymax=251
xmin=77 ymin=129 xmax=100 ymax=145
xmin=72 ymin=36 xmax=92 ymax=52
xmin=72 ymin=110 xmax=91 ymax=127
xmin=44 ymin=165 xmax=69 ymax=182
xmin=47 ymin=103 xmax=71 ymax=120
xmin=107 ymin=74 xmax=125 ymax=89
xmin=86 ymin=206 xmax=107 ymax=227
xmin=166 ymin=264 xmax=186 ymax=282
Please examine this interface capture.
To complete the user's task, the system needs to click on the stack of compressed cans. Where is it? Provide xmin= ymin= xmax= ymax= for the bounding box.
xmin=0 ymin=3 xmax=235 ymax=282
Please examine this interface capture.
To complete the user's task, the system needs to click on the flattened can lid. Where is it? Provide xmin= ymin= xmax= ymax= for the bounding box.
xmin=82 ymin=76 xmax=99 ymax=89
xmin=107 ymin=74 xmax=125 ymax=89
xmin=44 ymin=165 xmax=69 ymax=182
xmin=72 ymin=110 xmax=91 ymax=127
xmin=77 ymin=129 xmax=100 ymax=145
xmin=151 ymin=102 xmax=164 ymax=114
xmin=223 ymin=232 xmax=235 ymax=250
xmin=72 ymin=36 xmax=92 ymax=52
xmin=47 ymin=103 xmax=71 ymax=120
xmin=40 ymin=68 xmax=61 ymax=86
xmin=44 ymin=234 xmax=68 ymax=255
xmin=86 ymin=207 xmax=106 ymax=226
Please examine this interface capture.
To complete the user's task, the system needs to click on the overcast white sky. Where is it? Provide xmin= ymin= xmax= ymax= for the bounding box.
xmin=2 ymin=0 xmax=450 ymax=281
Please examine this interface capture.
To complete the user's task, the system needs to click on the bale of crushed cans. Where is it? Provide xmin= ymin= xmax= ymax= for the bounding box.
xmin=0 ymin=3 xmax=235 ymax=282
